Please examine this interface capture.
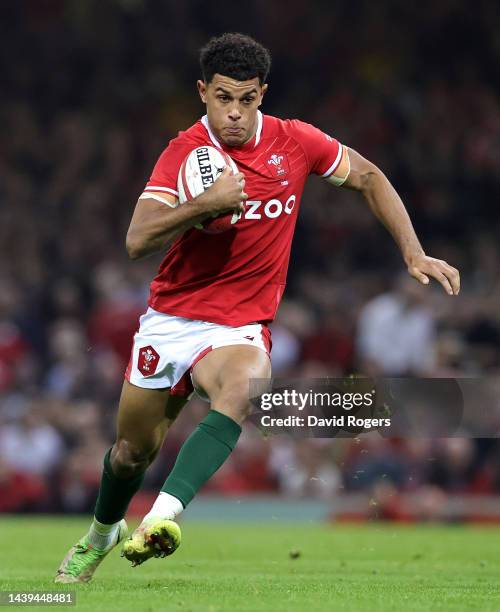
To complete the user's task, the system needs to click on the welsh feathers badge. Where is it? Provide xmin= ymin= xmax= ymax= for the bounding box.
xmin=137 ymin=345 xmax=160 ymax=376
xmin=266 ymin=153 xmax=289 ymax=178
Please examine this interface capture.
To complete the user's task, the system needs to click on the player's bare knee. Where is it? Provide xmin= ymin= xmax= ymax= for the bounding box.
xmin=111 ymin=439 xmax=152 ymax=479
xmin=213 ymin=380 xmax=254 ymax=423
xmin=234 ymin=399 xmax=254 ymax=422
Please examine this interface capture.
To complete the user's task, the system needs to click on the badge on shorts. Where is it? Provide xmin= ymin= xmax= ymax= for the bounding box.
xmin=138 ymin=345 xmax=160 ymax=376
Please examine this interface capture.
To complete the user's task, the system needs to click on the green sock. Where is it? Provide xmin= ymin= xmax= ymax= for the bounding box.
xmin=94 ymin=448 xmax=145 ymax=524
xmin=162 ymin=410 xmax=242 ymax=507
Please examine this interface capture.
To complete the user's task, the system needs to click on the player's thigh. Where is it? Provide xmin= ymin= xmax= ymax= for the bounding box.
xmin=116 ymin=380 xmax=187 ymax=452
xmin=192 ymin=345 xmax=271 ymax=422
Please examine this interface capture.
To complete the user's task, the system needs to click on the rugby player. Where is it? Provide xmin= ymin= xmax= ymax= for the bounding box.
xmin=55 ymin=32 xmax=460 ymax=583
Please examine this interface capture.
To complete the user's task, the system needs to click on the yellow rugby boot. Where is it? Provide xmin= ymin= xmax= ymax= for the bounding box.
xmin=121 ymin=518 xmax=181 ymax=567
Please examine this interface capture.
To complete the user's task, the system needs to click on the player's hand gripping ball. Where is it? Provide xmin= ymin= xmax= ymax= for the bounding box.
xmin=177 ymin=145 xmax=242 ymax=234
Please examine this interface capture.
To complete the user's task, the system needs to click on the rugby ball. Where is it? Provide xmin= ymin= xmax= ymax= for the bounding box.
xmin=177 ymin=145 xmax=242 ymax=234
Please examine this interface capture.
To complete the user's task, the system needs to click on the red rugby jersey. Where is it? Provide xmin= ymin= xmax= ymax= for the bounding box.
xmin=144 ymin=112 xmax=343 ymax=326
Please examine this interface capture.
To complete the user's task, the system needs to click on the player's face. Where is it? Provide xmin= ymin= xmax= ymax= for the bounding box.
xmin=197 ymin=74 xmax=267 ymax=147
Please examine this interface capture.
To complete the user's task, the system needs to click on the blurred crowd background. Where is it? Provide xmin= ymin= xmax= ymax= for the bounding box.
xmin=1 ymin=0 xmax=500 ymax=520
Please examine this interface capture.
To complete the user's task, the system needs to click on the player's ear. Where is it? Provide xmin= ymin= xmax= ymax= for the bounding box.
xmin=258 ymin=83 xmax=268 ymax=106
xmin=197 ymin=80 xmax=208 ymax=104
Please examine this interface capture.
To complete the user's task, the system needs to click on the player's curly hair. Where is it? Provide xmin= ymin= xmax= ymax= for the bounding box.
xmin=200 ymin=33 xmax=271 ymax=85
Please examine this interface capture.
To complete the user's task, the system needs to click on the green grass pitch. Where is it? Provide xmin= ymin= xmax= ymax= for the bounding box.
xmin=0 ymin=517 xmax=499 ymax=611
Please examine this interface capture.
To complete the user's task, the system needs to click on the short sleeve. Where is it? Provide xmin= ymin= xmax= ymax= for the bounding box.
xmin=291 ymin=120 xmax=343 ymax=177
xmin=144 ymin=140 xmax=190 ymax=197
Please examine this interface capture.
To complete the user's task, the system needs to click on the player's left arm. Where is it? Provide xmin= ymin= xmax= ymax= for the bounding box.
xmin=331 ymin=146 xmax=460 ymax=296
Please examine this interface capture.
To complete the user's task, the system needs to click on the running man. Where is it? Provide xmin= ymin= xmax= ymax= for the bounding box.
xmin=55 ymin=32 xmax=460 ymax=583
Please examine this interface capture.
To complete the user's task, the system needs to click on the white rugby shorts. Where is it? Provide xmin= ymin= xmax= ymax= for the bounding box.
xmin=125 ymin=307 xmax=272 ymax=398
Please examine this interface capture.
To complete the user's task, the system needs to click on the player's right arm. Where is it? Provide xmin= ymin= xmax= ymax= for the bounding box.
xmin=126 ymin=165 xmax=246 ymax=260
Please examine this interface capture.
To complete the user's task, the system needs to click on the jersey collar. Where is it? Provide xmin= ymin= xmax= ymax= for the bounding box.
xmin=201 ymin=111 xmax=263 ymax=151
